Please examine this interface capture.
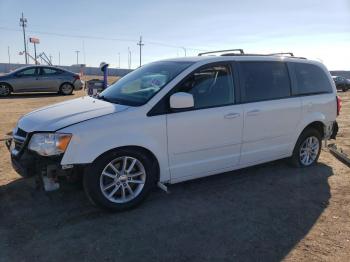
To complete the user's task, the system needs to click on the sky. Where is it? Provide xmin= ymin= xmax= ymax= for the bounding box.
xmin=0 ymin=0 xmax=349 ymax=70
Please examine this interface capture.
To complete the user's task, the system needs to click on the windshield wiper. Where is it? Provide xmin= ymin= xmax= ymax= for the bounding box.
xmin=97 ymin=95 xmax=114 ymax=103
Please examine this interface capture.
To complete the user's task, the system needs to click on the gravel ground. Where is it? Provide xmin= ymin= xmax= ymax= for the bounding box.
xmin=0 ymin=89 xmax=349 ymax=262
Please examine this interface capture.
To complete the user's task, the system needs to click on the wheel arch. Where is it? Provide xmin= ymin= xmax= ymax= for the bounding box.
xmin=59 ymin=81 xmax=74 ymax=89
xmin=92 ymin=145 xmax=161 ymax=182
xmin=300 ymin=121 xmax=325 ymax=139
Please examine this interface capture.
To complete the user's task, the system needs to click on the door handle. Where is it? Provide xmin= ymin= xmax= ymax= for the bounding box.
xmin=247 ymin=109 xmax=261 ymax=116
xmin=224 ymin=112 xmax=240 ymax=119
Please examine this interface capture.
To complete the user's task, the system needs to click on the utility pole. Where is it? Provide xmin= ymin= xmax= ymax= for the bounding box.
xmin=19 ymin=12 xmax=28 ymax=64
xmin=128 ymin=47 xmax=131 ymax=69
xmin=137 ymin=36 xmax=144 ymax=67
xmin=74 ymin=50 xmax=80 ymax=65
xmin=7 ymin=46 xmax=10 ymax=64
xmin=58 ymin=51 xmax=61 ymax=65
xmin=182 ymin=47 xmax=187 ymax=57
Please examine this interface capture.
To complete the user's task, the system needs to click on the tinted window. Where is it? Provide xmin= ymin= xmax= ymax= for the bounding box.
xmin=17 ymin=68 xmax=37 ymax=77
xmin=99 ymin=61 xmax=193 ymax=106
xmin=42 ymin=68 xmax=60 ymax=75
xmin=239 ymin=62 xmax=291 ymax=103
xmin=291 ymin=63 xmax=332 ymax=95
xmin=178 ymin=65 xmax=234 ymax=109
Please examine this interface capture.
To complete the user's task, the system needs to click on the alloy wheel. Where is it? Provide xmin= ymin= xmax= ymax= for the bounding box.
xmin=299 ymin=136 xmax=320 ymax=166
xmin=0 ymin=84 xmax=10 ymax=96
xmin=99 ymin=156 xmax=146 ymax=203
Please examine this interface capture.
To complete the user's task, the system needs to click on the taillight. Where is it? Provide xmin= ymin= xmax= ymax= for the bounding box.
xmin=336 ymin=96 xmax=341 ymax=116
xmin=74 ymin=74 xmax=80 ymax=80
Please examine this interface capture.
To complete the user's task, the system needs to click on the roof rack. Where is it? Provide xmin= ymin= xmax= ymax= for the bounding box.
xmin=268 ymin=52 xmax=294 ymax=57
xmin=198 ymin=49 xmax=244 ymax=56
xmin=197 ymin=49 xmax=306 ymax=59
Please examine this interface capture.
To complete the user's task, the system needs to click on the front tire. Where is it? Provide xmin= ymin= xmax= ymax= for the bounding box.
xmin=291 ymin=128 xmax=322 ymax=167
xmin=0 ymin=83 xmax=11 ymax=97
xmin=83 ymin=149 xmax=157 ymax=211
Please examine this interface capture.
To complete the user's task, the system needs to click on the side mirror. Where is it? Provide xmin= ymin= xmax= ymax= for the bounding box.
xmin=170 ymin=92 xmax=194 ymax=109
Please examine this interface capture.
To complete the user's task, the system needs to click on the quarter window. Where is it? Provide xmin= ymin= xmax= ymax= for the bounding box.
xmin=178 ymin=65 xmax=234 ymax=109
xmin=239 ymin=62 xmax=291 ymax=103
xmin=291 ymin=63 xmax=332 ymax=95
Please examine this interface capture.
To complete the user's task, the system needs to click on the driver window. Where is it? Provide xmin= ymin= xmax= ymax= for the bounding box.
xmin=179 ymin=65 xmax=234 ymax=109
xmin=17 ymin=68 xmax=37 ymax=77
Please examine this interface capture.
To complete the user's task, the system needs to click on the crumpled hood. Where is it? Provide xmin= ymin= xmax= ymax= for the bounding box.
xmin=18 ymin=96 xmax=130 ymax=132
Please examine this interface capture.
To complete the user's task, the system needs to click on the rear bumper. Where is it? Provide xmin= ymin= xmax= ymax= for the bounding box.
xmin=73 ymin=80 xmax=84 ymax=90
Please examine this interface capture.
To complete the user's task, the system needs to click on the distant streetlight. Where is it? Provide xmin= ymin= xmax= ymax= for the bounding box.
xmin=7 ymin=46 xmax=10 ymax=64
xmin=74 ymin=50 xmax=80 ymax=64
xmin=29 ymin=37 xmax=40 ymax=64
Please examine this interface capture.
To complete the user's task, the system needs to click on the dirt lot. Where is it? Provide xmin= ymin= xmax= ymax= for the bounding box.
xmin=0 ymin=89 xmax=349 ymax=262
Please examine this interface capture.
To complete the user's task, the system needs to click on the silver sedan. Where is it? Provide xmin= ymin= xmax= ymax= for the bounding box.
xmin=0 ymin=66 xmax=84 ymax=96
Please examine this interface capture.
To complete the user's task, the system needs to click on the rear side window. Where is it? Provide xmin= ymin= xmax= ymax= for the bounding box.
xmin=42 ymin=68 xmax=61 ymax=75
xmin=239 ymin=62 xmax=291 ymax=103
xmin=290 ymin=63 xmax=332 ymax=95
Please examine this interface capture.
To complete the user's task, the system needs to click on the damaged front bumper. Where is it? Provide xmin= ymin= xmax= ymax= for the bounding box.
xmin=6 ymin=136 xmax=81 ymax=191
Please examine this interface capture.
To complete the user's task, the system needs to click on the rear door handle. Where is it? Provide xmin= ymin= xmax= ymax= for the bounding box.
xmin=247 ymin=109 xmax=261 ymax=116
xmin=224 ymin=112 xmax=240 ymax=119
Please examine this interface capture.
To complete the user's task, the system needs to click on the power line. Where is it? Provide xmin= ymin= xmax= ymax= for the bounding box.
xmin=0 ymin=26 xmax=210 ymax=53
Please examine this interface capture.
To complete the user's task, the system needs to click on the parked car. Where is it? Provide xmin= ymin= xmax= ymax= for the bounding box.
xmin=8 ymin=51 xmax=340 ymax=211
xmin=0 ymin=65 xmax=84 ymax=96
xmin=332 ymin=75 xmax=349 ymax=92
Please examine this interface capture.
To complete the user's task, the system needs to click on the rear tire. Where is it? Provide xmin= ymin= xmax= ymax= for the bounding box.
xmin=290 ymin=128 xmax=322 ymax=167
xmin=0 ymin=83 xmax=11 ymax=97
xmin=83 ymin=148 xmax=157 ymax=211
xmin=59 ymin=83 xmax=74 ymax=95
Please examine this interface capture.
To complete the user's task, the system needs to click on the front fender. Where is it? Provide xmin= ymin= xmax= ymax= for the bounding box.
xmin=59 ymin=112 xmax=170 ymax=182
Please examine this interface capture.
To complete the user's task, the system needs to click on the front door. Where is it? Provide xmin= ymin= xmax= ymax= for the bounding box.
xmin=167 ymin=64 xmax=243 ymax=181
xmin=11 ymin=67 xmax=39 ymax=92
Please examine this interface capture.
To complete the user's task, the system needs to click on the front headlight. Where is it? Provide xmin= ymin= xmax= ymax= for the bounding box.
xmin=28 ymin=133 xmax=72 ymax=156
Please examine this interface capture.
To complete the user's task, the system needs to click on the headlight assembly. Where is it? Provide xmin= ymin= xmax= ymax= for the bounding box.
xmin=28 ymin=133 xmax=72 ymax=156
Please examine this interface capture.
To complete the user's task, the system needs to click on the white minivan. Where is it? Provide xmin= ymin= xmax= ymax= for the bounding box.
xmin=8 ymin=50 xmax=340 ymax=211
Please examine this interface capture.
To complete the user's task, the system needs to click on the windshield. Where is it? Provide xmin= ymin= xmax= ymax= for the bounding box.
xmin=98 ymin=61 xmax=193 ymax=106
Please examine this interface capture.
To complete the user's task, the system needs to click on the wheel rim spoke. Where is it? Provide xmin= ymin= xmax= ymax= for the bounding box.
xmin=122 ymin=157 xmax=128 ymax=171
xmin=129 ymin=179 xmax=144 ymax=184
xmin=108 ymin=184 xmax=121 ymax=198
xmin=108 ymin=164 xmax=120 ymax=175
xmin=127 ymin=158 xmax=137 ymax=173
xmin=125 ymin=183 xmax=134 ymax=196
xmin=128 ymin=171 xmax=144 ymax=178
xmin=102 ymin=171 xmax=116 ymax=179
xmin=103 ymin=182 xmax=116 ymax=191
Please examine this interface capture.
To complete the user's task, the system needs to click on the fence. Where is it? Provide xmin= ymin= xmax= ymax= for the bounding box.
xmin=0 ymin=63 xmax=132 ymax=77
